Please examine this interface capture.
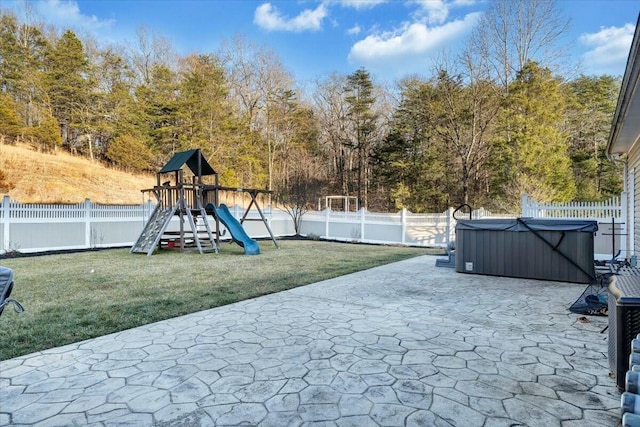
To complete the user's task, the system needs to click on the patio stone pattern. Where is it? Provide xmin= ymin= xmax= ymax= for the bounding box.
xmin=0 ymin=256 xmax=619 ymax=426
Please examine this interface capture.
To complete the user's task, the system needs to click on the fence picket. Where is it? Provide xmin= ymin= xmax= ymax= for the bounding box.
xmin=522 ymin=194 xmax=622 ymax=219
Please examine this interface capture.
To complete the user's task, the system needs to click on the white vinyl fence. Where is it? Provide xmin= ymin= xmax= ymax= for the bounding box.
xmin=1 ymin=193 xmax=627 ymax=257
xmin=0 ymin=196 xmax=298 ymax=254
xmin=298 ymin=207 xmax=505 ymax=247
xmin=1 ymin=197 xmax=153 ymax=253
xmin=521 ymin=193 xmax=627 ymax=258
xmin=521 ymin=193 xmax=624 ymax=220
xmin=1 ymin=195 xmax=503 ymax=254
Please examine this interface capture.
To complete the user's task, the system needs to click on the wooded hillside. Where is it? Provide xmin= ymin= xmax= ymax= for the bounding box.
xmin=0 ymin=1 xmax=623 ymax=211
xmin=0 ymin=144 xmax=152 ymax=203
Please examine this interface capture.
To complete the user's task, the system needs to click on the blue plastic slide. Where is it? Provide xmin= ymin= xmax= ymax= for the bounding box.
xmin=206 ymin=204 xmax=260 ymax=255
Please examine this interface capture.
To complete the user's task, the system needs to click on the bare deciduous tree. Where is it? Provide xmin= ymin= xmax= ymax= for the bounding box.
xmin=471 ymin=0 xmax=571 ymax=91
xmin=219 ymin=35 xmax=295 ymax=192
xmin=275 ymin=147 xmax=326 ymax=235
xmin=129 ymin=26 xmax=175 ymax=86
xmin=313 ymin=73 xmax=352 ymax=196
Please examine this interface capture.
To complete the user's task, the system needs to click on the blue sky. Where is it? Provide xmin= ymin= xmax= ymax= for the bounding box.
xmin=3 ymin=0 xmax=638 ymax=84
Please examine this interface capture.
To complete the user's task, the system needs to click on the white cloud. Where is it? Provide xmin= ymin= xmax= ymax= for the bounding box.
xmin=347 ymin=24 xmax=362 ymax=35
xmin=410 ymin=0 xmax=449 ymax=25
xmin=580 ymin=23 xmax=635 ymax=75
xmin=349 ymin=12 xmax=480 ymax=62
xmin=408 ymin=0 xmax=479 ymax=25
xmin=451 ymin=0 xmax=480 ymax=6
xmin=254 ymin=3 xmax=328 ymax=32
xmin=35 ymin=0 xmax=114 ymax=31
xmin=331 ymin=0 xmax=387 ymax=10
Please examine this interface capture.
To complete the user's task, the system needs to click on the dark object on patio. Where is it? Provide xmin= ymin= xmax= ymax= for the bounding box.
xmin=571 ymin=253 xmax=631 ymax=317
xmin=569 ymin=272 xmax=610 ymax=316
xmin=0 ymin=266 xmax=24 ymax=317
xmin=455 ymin=218 xmax=597 ymax=283
xmin=608 ymin=273 xmax=640 ymax=391
xmin=435 ymin=241 xmax=455 ymax=268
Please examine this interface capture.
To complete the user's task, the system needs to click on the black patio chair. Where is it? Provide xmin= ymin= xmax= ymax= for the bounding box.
xmin=0 ymin=266 xmax=24 ymax=317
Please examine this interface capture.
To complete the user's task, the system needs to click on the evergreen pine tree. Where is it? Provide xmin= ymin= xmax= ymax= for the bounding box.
xmin=505 ymin=62 xmax=576 ymax=204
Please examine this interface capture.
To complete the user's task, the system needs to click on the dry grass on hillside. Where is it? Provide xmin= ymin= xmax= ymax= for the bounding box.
xmin=1 ymin=144 xmax=155 ymax=204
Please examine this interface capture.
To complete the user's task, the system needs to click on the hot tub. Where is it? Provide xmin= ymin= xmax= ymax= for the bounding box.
xmin=455 ymin=218 xmax=597 ymax=283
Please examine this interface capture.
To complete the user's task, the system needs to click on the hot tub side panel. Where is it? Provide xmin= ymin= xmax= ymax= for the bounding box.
xmin=455 ymin=221 xmax=594 ymax=283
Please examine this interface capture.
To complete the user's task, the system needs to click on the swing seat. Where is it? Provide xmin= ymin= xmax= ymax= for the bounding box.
xmin=0 ymin=266 xmax=24 ymax=317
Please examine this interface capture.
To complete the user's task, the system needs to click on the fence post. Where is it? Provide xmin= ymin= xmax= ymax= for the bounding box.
xmin=445 ymin=207 xmax=454 ymax=245
xmin=401 ymin=208 xmax=407 ymax=245
xmin=85 ymin=198 xmax=91 ymax=248
xmin=324 ymin=207 xmax=330 ymax=239
xmin=360 ymin=208 xmax=366 ymax=241
xmin=145 ymin=199 xmax=154 ymax=222
xmin=521 ymin=193 xmax=528 ymax=217
xmin=2 ymin=195 xmax=10 ymax=252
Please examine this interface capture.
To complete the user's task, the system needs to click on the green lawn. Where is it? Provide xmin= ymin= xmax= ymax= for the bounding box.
xmin=0 ymin=240 xmax=440 ymax=361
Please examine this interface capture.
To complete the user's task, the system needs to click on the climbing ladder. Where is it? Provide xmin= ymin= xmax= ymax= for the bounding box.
xmin=193 ymin=205 xmax=217 ymax=253
xmin=130 ymin=203 xmax=177 ymax=255
xmin=178 ymin=202 xmax=217 ymax=254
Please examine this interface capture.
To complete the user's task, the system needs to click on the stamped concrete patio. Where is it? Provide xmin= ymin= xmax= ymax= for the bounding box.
xmin=0 ymin=255 xmax=620 ymax=426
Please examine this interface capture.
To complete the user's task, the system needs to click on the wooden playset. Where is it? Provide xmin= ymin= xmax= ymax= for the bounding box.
xmin=131 ymin=149 xmax=278 ymax=255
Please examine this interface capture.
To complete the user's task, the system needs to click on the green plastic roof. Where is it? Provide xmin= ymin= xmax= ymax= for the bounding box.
xmin=158 ymin=149 xmax=216 ymax=176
